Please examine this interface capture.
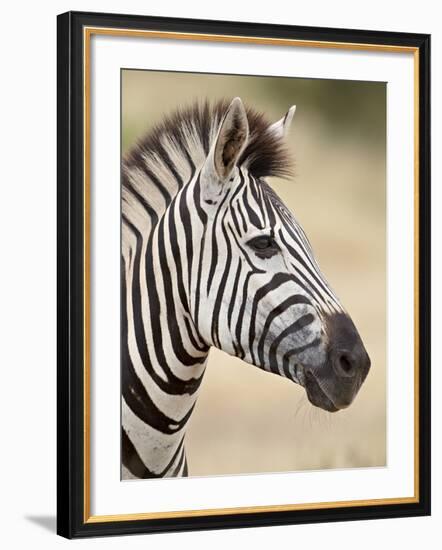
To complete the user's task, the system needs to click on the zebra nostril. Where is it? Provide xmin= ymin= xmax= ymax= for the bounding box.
xmin=333 ymin=351 xmax=357 ymax=378
xmin=339 ymin=354 xmax=353 ymax=373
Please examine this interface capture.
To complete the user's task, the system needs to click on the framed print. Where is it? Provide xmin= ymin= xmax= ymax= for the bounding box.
xmin=57 ymin=11 xmax=431 ymax=538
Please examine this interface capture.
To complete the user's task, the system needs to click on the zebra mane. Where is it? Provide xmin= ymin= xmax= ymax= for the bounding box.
xmin=124 ymin=99 xmax=293 ymax=180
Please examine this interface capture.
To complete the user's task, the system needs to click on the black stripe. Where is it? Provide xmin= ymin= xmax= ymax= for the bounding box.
xmin=263 ymin=187 xmax=277 ymax=227
xmin=248 ymin=274 xmax=295 ymax=363
xmin=230 ymin=203 xmax=242 ymax=236
xmin=122 ymin=427 xmax=152 ymax=478
xmin=211 ymin=210 xmax=233 ymax=347
xmin=157 ymin=142 xmax=184 ymax=188
xmin=228 ymin=173 xmax=247 ymax=237
xmin=236 ymin=200 xmax=248 ymax=234
xmin=167 ymin=196 xmax=208 ymax=354
xmin=254 ymin=294 xmax=312 ymax=366
xmin=279 ymin=226 xmax=340 ymax=308
xmin=123 ymin=178 xmax=158 ymax=224
xmin=227 ymin=259 xmax=242 ymax=330
xmin=246 ymin=273 xmax=294 ymax=362
xmin=282 ymin=338 xmax=321 ymax=379
xmin=124 ymin=218 xmax=203 ymax=395
xmin=121 ymin=259 xmax=195 ymax=432
xmin=242 ymin=185 xmax=262 ymax=228
xmin=122 ymin=427 xmax=186 ymax=479
xmin=136 ymin=162 xmax=172 ymax=205
xmin=181 ymin=144 xmax=196 ymax=173
xmin=193 ymin=173 xmax=208 ymax=225
xmin=143 ymin=226 xmax=204 ymax=390
xmin=279 ymin=229 xmax=333 ymax=300
xmin=289 ymin=259 xmax=329 ymax=307
xmin=192 ymin=174 xmax=209 ymax=333
xmin=227 ymin=222 xmax=262 ymax=271
xmin=207 ymin=191 xmax=231 ymax=294
xmin=156 ymin=215 xmax=207 ymax=366
xmin=249 ymin=173 xmax=261 ymax=205
xmin=268 ymin=314 xmax=314 ymax=374
xmin=251 ymin=175 xmax=266 ymax=225
xmin=171 ymin=448 xmax=186 ymax=477
xmin=178 ymin=183 xmax=195 ymax=298
xmin=182 ymin=456 xmax=189 ymax=477
xmin=233 ymin=272 xmax=253 ymax=359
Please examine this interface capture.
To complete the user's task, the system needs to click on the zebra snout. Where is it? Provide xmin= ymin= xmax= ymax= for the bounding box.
xmin=300 ymin=312 xmax=372 ymax=412
xmin=326 ymin=312 xmax=371 ymax=383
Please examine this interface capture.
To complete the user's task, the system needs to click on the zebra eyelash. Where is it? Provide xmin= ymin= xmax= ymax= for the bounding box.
xmin=246 ymin=235 xmax=280 ymax=259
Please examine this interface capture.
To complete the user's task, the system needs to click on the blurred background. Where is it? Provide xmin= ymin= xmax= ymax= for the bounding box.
xmin=122 ymin=69 xmax=386 ymax=476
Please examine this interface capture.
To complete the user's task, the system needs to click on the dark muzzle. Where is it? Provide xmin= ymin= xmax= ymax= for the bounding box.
xmin=304 ymin=312 xmax=370 ymax=411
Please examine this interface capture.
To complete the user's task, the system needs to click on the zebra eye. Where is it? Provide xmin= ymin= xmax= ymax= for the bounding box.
xmin=250 ymin=236 xmax=274 ymax=249
xmin=247 ymin=235 xmax=279 ymax=257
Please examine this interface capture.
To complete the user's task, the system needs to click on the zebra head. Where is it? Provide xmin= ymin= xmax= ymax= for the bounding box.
xmin=194 ymin=98 xmax=370 ymax=412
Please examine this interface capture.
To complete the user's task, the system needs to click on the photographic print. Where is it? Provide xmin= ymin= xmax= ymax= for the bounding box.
xmin=121 ymin=70 xmax=386 ymax=480
xmin=57 ymin=12 xmax=430 ymax=537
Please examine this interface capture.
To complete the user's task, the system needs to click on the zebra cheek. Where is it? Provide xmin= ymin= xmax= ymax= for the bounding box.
xmin=299 ymin=339 xmax=328 ymax=369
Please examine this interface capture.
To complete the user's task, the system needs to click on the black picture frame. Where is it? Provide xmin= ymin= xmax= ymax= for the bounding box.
xmin=57 ymin=10 xmax=431 ymax=539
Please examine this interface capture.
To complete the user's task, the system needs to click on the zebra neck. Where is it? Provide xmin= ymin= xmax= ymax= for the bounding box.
xmin=122 ymin=169 xmax=211 ymax=478
xmin=122 ymin=270 xmax=209 ymax=478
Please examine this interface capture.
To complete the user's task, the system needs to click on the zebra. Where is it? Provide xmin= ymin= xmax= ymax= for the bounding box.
xmin=121 ymin=97 xmax=370 ymax=480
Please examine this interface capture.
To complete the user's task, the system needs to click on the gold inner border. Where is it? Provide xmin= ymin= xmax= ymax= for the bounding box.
xmin=82 ymin=26 xmax=420 ymax=524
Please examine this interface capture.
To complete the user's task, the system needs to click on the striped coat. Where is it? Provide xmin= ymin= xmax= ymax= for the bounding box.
xmin=121 ymin=98 xmax=370 ymax=479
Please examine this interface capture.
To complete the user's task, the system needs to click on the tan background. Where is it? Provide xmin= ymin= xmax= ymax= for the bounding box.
xmin=122 ymin=69 xmax=386 ymax=476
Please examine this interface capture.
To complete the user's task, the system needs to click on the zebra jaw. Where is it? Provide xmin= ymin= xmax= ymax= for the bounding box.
xmin=289 ymin=363 xmax=306 ymax=386
xmin=289 ymin=363 xmax=339 ymax=413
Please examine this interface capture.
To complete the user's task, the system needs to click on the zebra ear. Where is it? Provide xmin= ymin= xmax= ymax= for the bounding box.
xmin=203 ymin=97 xmax=249 ymax=190
xmin=269 ymin=105 xmax=296 ymax=139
